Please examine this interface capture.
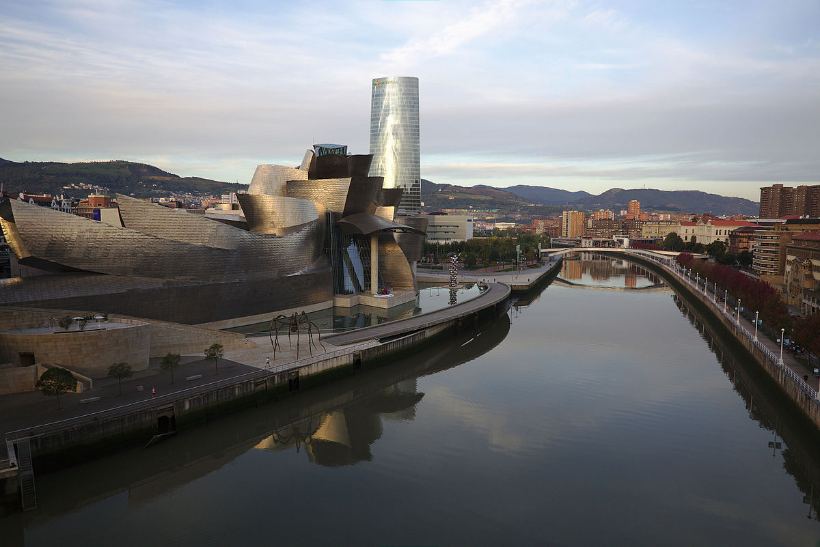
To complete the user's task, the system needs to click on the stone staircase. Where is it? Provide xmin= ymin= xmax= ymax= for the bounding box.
xmin=15 ymin=439 xmax=36 ymax=511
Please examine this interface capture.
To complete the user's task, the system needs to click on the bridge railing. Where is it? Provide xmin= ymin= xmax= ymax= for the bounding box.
xmin=624 ymin=249 xmax=819 ymax=403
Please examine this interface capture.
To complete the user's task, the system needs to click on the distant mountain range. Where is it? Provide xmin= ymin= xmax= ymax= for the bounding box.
xmin=423 ymin=180 xmax=759 ymax=216
xmin=0 ymin=157 xmax=759 ymax=216
xmin=0 ymin=158 xmax=245 ymax=198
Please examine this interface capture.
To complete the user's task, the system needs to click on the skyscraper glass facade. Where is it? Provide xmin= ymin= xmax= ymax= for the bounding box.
xmin=369 ymin=77 xmax=420 ymax=215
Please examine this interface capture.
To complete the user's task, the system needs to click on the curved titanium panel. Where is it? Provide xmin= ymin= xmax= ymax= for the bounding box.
xmin=378 ymin=234 xmax=415 ymax=291
xmin=347 ymin=155 xmax=373 ymax=177
xmin=248 ymin=165 xmax=308 ymax=196
xmin=237 ymin=194 xmax=321 ymax=235
xmin=117 ymin=195 xmax=244 ymax=249
xmin=343 ymin=176 xmax=383 ymax=216
xmin=300 ymin=149 xmax=315 ymax=171
xmin=6 ymin=199 xmax=324 ymax=282
xmin=0 ymin=199 xmax=31 ymax=260
xmin=286 ymin=178 xmax=351 ymax=213
xmin=377 ymin=188 xmax=403 ymax=207
xmin=375 ymin=206 xmax=395 ymax=221
xmin=374 ymin=187 xmax=403 ymax=221
xmin=394 ymin=216 xmax=428 ymax=262
xmin=337 ymin=213 xmax=425 ymax=236
xmin=308 ymin=154 xmax=350 ymax=180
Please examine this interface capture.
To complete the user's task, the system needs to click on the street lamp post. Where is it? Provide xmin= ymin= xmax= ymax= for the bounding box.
xmin=714 ymin=281 xmax=717 ymax=302
xmin=778 ymin=328 xmax=785 ymax=366
xmin=736 ymin=299 xmax=741 ymax=324
xmin=723 ymin=289 xmax=728 ymax=312
xmin=754 ymin=311 xmax=759 ymax=341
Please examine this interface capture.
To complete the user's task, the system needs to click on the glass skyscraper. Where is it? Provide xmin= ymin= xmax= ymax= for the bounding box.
xmin=369 ymin=77 xmax=420 ymax=215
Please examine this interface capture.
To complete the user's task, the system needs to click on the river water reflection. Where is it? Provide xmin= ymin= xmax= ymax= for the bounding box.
xmin=2 ymin=255 xmax=819 ymax=546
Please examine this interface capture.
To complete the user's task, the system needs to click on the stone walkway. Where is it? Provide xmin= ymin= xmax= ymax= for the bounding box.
xmin=418 ymin=258 xmax=561 ymax=291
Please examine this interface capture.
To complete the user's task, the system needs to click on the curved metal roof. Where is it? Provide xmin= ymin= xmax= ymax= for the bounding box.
xmin=336 ymin=212 xmax=426 ymax=236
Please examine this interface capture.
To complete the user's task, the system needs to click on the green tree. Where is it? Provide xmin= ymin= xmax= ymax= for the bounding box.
xmin=706 ymin=240 xmax=727 ymax=260
xmin=737 ymin=251 xmax=753 ymax=267
xmin=107 ymin=362 xmax=133 ymax=395
xmin=717 ymin=252 xmax=737 ymax=265
xmin=663 ymin=232 xmax=685 ymax=252
xmin=205 ymin=343 xmax=224 ymax=375
xmin=36 ymin=367 xmax=76 ymax=409
xmin=463 ymin=252 xmax=478 ymax=269
xmin=161 ymin=353 xmax=181 ymax=384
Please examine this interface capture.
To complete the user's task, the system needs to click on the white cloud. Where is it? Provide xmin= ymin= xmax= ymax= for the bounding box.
xmin=0 ymin=0 xmax=818 ymax=198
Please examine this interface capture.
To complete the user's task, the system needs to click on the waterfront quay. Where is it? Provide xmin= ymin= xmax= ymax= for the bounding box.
xmin=417 ymin=255 xmax=562 ymax=292
xmin=0 ymin=282 xmax=511 ymax=510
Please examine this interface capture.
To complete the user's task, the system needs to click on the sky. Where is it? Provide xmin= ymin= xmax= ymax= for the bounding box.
xmin=1 ymin=1 xmax=819 ymax=201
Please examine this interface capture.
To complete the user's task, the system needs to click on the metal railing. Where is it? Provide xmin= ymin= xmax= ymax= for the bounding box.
xmin=624 ymin=249 xmax=819 ymax=404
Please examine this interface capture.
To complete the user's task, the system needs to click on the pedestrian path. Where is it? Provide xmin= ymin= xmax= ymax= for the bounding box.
xmin=418 ymin=258 xmax=561 ymax=291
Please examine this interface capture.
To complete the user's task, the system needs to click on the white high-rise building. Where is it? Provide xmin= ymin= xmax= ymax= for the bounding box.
xmin=369 ymin=77 xmax=420 ymax=215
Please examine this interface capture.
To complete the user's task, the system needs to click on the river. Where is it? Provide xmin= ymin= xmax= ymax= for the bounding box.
xmin=1 ymin=254 xmax=818 ymax=546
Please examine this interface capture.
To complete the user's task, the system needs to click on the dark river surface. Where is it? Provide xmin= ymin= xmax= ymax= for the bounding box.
xmin=2 ymin=254 xmax=819 ymax=546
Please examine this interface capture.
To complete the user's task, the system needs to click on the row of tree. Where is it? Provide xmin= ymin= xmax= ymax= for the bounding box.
xmin=35 ymin=343 xmax=225 ymax=408
xmin=424 ymin=232 xmax=549 ymax=269
xmin=674 ymin=252 xmax=820 ymax=363
xmin=676 ymin=252 xmax=790 ymax=331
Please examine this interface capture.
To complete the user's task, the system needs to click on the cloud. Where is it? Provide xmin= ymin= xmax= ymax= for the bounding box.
xmin=381 ymin=0 xmax=536 ymax=65
xmin=0 ymin=0 xmax=818 ymax=198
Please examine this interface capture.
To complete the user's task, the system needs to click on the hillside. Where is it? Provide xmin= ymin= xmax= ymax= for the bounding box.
xmin=505 ymin=185 xmax=592 ymax=204
xmin=0 ymin=159 xmax=246 ymax=197
xmin=421 ymin=179 xmax=564 ymax=216
xmin=425 ymin=180 xmax=758 ymax=216
xmin=574 ymin=188 xmax=758 ymax=216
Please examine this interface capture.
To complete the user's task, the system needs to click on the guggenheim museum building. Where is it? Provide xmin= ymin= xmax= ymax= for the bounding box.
xmin=0 ymin=144 xmax=428 ymax=325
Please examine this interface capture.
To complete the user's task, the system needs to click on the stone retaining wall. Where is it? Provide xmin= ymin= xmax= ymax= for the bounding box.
xmin=0 ymin=365 xmax=37 ymax=395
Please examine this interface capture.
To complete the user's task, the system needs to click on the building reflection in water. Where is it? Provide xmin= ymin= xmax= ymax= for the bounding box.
xmin=559 ymin=253 xmax=662 ymax=289
xmin=254 ymin=379 xmax=423 ymax=466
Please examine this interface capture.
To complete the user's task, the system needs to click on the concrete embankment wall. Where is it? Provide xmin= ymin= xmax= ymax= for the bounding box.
xmin=511 ymin=257 xmax=563 ymax=292
xmin=622 ymin=253 xmax=820 ymax=430
xmin=0 ymin=306 xmax=253 ymax=360
xmin=0 ymin=364 xmax=37 ymax=395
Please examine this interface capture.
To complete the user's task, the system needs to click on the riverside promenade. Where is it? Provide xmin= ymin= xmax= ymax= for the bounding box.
xmin=417 ymin=256 xmax=562 ymax=292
